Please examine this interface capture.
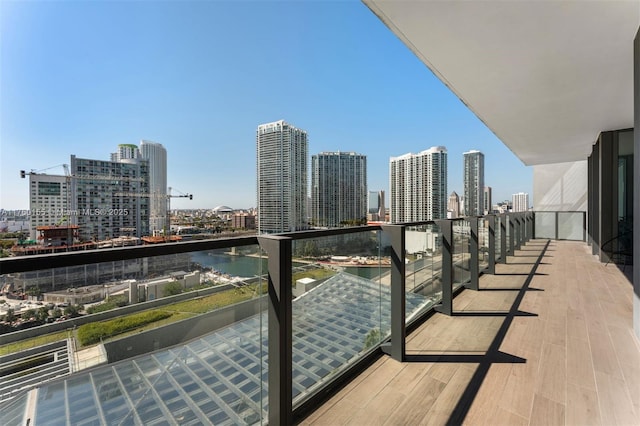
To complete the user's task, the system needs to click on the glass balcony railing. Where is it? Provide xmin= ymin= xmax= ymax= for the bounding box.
xmin=495 ymin=215 xmax=502 ymax=263
xmin=479 ymin=217 xmax=490 ymax=272
xmin=0 ymin=211 xmax=585 ymax=425
xmin=453 ymin=219 xmax=471 ymax=291
xmin=405 ymin=223 xmax=444 ymax=314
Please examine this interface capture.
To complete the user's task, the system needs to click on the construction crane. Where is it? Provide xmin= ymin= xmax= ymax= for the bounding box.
xmin=165 ymin=187 xmax=193 ymax=236
xmin=20 ymin=164 xmax=192 ymax=242
xmin=21 ymin=164 xmax=144 ymax=182
xmin=20 ymin=165 xmax=74 ymax=232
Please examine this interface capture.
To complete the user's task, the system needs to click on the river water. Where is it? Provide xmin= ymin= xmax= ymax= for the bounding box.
xmin=191 ymin=251 xmax=389 ymax=280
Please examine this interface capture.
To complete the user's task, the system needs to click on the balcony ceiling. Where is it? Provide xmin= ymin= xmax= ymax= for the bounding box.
xmin=363 ymin=0 xmax=640 ymax=165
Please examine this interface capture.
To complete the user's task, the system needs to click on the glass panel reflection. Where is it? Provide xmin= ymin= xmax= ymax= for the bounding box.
xmin=405 ymin=223 xmax=444 ymax=314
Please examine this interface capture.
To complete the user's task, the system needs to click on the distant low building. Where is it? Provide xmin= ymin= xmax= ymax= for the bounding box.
xmin=232 ymin=213 xmax=256 ymax=230
xmin=512 ymin=192 xmax=530 ymax=212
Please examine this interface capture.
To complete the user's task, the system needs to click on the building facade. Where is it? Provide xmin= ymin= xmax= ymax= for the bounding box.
xmin=70 ymin=155 xmax=150 ymax=241
xmin=232 ymin=213 xmax=256 ymax=230
xmin=28 ymin=174 xmax=72 ymax=240
xmin=256 ymin=120 xmax=308 ymax=234
xmin=463 ymin=150 xmax=484 ymax=216
xmin=512 ymin=192 xmax=530 ymax=212
xmin=389 ymin=146 xmax=448 ymax=223
xmin=447 ymin=191 xmax=460 ymax=219
xmin=483 ymin=186 xmax=492 ymax=215
xmin=311 ymin=152 xmax=367 ymax=227
xmin=110 ymin=144 xmax=140 ymax=162
xmin=368 ymin=190 xmax=386 ymax=222
xmin=140 ymin=140 xmax=168 ymax=234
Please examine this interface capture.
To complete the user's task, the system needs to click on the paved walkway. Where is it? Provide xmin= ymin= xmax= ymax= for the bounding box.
xmin=301 ymin=239 xmax=640 ymax=425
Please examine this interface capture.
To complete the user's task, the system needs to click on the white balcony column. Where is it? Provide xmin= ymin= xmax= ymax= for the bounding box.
xmin=633 ymin=26 xmax=640 ymax=341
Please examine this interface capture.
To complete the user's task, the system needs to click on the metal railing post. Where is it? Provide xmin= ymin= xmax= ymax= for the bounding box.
xmin=488 ymin=215 xmax=496 ymax=274
xmin=435 ymin=220 xmax=453 ymax=316
xmin=508 ymin=215 xmax=515 ymax=256
xmin=258 ymin=235 xmax=293 ymax=426
xmin=500 ymin=214 xmax=507 ymax=263
xmin=381 ymin=225 xmax=406 ymax=362
xmin=467 ymin=217 xmax=479 ymax=291
xmin=532 ymin=212 xmax=537 ymax=239
xmin=514 ymin=215 xmax=522 ymax=251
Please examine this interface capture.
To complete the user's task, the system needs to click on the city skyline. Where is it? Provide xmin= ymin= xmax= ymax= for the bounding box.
xmin=0 ymin=1 xmax=533 ymax=211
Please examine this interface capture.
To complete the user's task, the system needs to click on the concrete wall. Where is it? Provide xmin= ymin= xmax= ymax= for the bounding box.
xmin=533 ymin=161 xmax=588 ymax=211
xmin=184 ymin=271 xmax=200 ymax=288
xmin=0 ymin=340 xmax=67 ymax=364
xmin=103 ymin=296 xmax=265 ymax=363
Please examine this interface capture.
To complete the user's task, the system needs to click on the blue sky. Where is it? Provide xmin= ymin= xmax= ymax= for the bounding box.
xmin=0 ymin=0 xmax=531 ymax=210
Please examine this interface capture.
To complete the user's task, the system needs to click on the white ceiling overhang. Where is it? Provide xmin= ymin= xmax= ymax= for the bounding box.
xmin=363 ymin=0 xmax=640 ymax=165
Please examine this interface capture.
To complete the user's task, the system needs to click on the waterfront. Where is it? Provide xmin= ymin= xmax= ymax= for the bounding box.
xmin=191 ymin=251 xmax=268 ymax=278
xmin=192 ymin=251 xmax=390 ymax=281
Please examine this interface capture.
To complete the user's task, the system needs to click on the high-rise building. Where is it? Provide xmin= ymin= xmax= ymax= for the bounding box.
xmin=448 ymin=191 xmax=460 ymax=219
xmin=28 ymin=174 xmax=72 ymax=240
xmin=483 ymin=186 xmax=492 ymax=215
xmin=256 ymin=120 xmax=308 ymax=234
xmin=389 ymin=146 xmax=448 ymax=223
xmin=70 ymin=155 xmax=150 ymax=241
xmin=463 ymin=150 xmax=485 ymax=216
xmin=368 ymin=190 xmax=386 ymax=222
xmin=311 ymin=152 xmax=367 ymax=227
xmin=110 ymin=144 xmax=140 ymax=162
xmin=512 ymin=192 xmax=529 ymax=212
xmin=140 ymin=140 xmax=168 ymax=234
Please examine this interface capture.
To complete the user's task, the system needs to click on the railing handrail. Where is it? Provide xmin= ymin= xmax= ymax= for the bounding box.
xmin=0 ymin=211 xmax=584 ymax=275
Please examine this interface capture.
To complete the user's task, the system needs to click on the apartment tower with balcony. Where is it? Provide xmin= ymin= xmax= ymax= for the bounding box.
xmin=463 ymin=149 xmax=484 ymax=216
xmin=311 ymin=152 xmax=367 ymax=227
xmin=512 ymin=192 xmax=529 ymax=212
xmin=256 ymin=120 xmax=308 ymax=234
xmin=483 ymin=186 xmax=492 ymax=214
xmin=389 ymin=146 xmax=448 ymax=223
xmin=27 ymin=174 xmax=72 ymax=240
xmin=139 ymin=141 xmax=168 ymax=234
xmin=70 ymin=155 xmax=150 ymax=241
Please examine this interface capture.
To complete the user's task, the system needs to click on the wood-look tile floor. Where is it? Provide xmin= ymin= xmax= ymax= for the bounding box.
xmin=300 ymin=240 xmax=640 ymax=426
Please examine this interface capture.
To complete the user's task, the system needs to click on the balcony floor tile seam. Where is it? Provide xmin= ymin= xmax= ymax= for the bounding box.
xmin=305 ymin=240 xmax=638 ymax=426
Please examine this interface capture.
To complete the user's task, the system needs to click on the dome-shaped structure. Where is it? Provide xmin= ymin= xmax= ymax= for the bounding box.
xmin=212 ymin=205 xmax=233 ymax=214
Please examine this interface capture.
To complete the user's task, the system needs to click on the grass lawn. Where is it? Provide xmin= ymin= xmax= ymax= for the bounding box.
xmin=2 ymin=283 xmax=269 ymax=355
xmin=0 ymin=330 xmax=70 ymax=356
xmin=1 ymin=271 xmax=338 ymax=355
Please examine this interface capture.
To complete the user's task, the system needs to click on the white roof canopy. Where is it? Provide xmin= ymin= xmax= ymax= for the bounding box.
xmin=363 ymin=1 xmax=639 ymax=165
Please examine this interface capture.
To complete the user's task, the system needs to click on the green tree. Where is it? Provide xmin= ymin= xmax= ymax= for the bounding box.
xmin=4 ymin=308 xmax=16 ymax=325
xmin=36 ymin=307 xmax=49 ymax=323
xmin=26 ymin=286 xmax=42 ymax=297
xmin=362 ymin=327 xmax=382 ymax=350
xmin=64 ymin=304 xmax=82 ymax=317
xmin=163 ymin=281 xmax=183 ymax=297
xmin=23 ymin=309 xmax=37 ymax=321
xmin=302 ymin=241 xmax=319 ymax=257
